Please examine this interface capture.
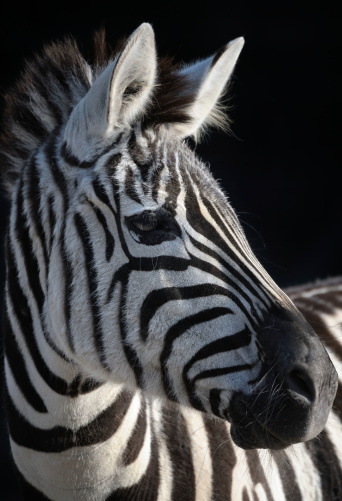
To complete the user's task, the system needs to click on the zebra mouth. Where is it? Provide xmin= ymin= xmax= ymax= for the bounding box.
xmin=226 ymin=394 xmax=290 ymax=450
xmin=229 ymin=418 xmax=288 ymax=450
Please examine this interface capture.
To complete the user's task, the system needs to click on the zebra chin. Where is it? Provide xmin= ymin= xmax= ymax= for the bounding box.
xmin=223 ymin=303 xmax=339 ymax=450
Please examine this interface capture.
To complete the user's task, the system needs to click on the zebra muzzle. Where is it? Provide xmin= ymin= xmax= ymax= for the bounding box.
xmin=226 ymin=304 xmax=338 ymax=450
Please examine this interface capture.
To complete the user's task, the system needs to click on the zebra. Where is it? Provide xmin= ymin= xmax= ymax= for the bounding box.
xmin=1 ymin=21 xmax=342 ymax=500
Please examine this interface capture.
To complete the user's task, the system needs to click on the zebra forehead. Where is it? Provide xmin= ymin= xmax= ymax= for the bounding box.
xmin=96 ymin=133 xmax=229 ymax=217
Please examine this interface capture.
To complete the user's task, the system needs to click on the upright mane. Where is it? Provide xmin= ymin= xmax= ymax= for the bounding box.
xmin=0 ymin=30 xmax=199 ymax=197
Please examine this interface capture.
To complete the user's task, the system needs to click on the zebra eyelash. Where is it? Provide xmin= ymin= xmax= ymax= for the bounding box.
xmin=125 ymin=207 xmax=181 ymax=245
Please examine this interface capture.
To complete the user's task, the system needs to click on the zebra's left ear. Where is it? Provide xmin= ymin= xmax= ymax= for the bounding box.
xmin=171 ymin=37 xmax=245 ymax=140
xmin=63 ymin=23 xmax=157 ymax=161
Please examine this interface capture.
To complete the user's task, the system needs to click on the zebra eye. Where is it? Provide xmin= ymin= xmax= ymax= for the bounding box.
xmin=129 ymin=211 xmax=158 ymax=232
xmin=125 ymin=207 xmax=181 ymax=245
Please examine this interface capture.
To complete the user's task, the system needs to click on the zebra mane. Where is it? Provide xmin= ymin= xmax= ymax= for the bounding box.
xmin=0 ymin=30 xmax=196 ymax=197
xmin=0 ymin=36 xmax=90 ymax=195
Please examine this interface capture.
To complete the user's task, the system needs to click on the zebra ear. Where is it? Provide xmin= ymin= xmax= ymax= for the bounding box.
xmin=63 ymin=23 xmax=157 ymax=160
xmin=171 ymin=37 xmax=245 ymax=140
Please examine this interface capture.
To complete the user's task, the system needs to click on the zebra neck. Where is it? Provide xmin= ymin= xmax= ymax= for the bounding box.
xmin=4 ymin=264 xmax=156 ymax=497
xmin=8 ymin=381 xmax=155 ymax=499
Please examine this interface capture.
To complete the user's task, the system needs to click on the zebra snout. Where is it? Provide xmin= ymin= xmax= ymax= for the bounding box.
xmin=227 ymin=304 xmax=338 ymax=450
xmin=257 ymin=304 xmax=338 ymax=409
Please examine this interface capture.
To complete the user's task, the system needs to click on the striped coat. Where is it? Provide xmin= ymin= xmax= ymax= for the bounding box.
xmin=1 ymin=22 xmax=341 ymax=500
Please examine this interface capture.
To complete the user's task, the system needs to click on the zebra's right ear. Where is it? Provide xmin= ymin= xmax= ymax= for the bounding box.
xmin=63 ymin=23 xmax=157 ymax=161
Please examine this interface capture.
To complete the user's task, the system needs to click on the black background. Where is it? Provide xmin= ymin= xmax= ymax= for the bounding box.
xmin=0 ymin=9 xmax=341 ymax=499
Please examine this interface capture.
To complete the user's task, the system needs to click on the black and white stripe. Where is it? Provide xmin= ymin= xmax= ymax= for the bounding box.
xmin=1 ymin=23 xmax=341 ymax=500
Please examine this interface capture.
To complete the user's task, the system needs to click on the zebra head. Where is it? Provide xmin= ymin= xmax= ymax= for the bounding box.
xmin=5 ymin=23 xmax=337 ymax=451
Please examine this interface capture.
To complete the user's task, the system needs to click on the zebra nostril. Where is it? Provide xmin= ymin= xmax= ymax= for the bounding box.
xmin=285 ymin=365 xmax=316 ymax=403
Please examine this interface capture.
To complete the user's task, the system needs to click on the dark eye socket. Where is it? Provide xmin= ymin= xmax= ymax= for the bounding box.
xmin=125 ymin=207 xmax=181 ymax=245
